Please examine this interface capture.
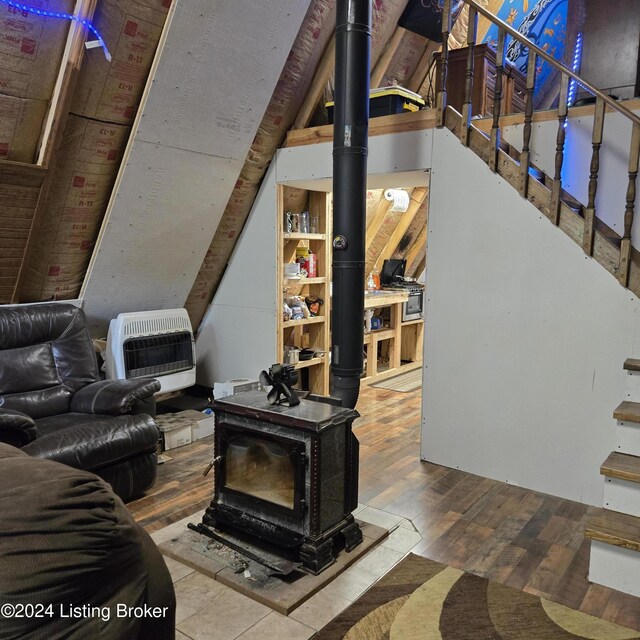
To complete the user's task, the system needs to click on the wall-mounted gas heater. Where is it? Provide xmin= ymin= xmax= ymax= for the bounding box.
xmin=105 ymin=308 xmax=196 ymax=394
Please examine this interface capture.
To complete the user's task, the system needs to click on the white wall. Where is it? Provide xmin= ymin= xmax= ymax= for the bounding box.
xmin=195 ymin=164 xmax=279 ymax=386
xmin=196 ymin=111 xmax=640 ymax=506
xmin=423 ymin=127 xmax=640 ymax=506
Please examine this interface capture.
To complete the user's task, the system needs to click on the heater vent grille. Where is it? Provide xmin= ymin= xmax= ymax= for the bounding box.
xmin=123 ymin=331 xmax=194 ymax=379
xmin=123 ymin=314 xmax=191 ymax=338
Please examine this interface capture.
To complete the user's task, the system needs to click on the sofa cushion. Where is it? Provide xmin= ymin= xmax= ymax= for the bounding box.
xmin=0 ymin=304 xmax=100 ymax=396
xmin=23 ymin=414 xmax=160 ymax=472
xmin=0 ymin=444 xmax=153 ymax=639
xmin=0 ymin=342 xmax=59 ymax=394
xmin=1 ymin=385 xmax=73 ymax=420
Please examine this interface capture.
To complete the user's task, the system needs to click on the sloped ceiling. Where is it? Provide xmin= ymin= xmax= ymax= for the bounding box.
xmin=2 ymin=0 xmax=582 ymax=333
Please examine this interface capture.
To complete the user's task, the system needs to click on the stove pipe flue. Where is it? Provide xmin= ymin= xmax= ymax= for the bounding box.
xmin=331 ymin=0 xmax=371 ymax=409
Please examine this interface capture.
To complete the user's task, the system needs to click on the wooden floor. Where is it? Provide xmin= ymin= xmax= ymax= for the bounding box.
xmin=128 ymin=384 xmax=640 ymax=631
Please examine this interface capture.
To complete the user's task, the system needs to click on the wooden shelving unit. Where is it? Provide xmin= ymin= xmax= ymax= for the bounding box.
xmin=362 ymin=291 xmax=424 ymax=384
xmin=277 ymin=187 xmax=331 ymax=395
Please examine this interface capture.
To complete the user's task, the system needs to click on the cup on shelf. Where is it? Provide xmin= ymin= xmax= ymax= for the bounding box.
xmin=309 ymin=213 xmax=320 ymax=234
xmin=284 ymin=212 xmax=294 ymax=233
xmin=299 ymin=211 xmax=310 ymax=234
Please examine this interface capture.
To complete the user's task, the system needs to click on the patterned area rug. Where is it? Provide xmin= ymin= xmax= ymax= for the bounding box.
xmin=314 ymin=554 xmax=640 ymax=639
xmin=370 ymin=368 xmax=422 ymax=392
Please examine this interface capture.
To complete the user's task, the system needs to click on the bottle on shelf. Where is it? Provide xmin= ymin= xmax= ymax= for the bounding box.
xmin=367 ymin=268 xmax=381 ymax=291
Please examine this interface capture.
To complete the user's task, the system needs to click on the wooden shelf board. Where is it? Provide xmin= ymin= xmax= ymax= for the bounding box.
xmin=613 ymin=401 xmax=640 ymax=423
xmin=601 ymin=451 xmax=640 ymax=483
xmin=364 ymin=328 xmax=395 ymax=344
xmin=284 ymin=277 xmax=326 ymax=285
xmin=401 ymin=318 xmax=424 ymax=327
xmin=360 ymin=360 xmax=422 ymax=386
xmin=585 ymin=508 xmax=640 ymax=552
xmin=294 ymin=357 xmax=325 ymax=370
xmin=282 ymin=316 xmax=325 ymax=328
xmin=283 ymin=232 xmax=326 ymax=241
xmin=623 ymin=359 xmax=640 ymax=372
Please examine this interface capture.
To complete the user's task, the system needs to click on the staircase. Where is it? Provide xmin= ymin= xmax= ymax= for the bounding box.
xmin=437 ymin=0 xmax=640 ymax=598
xmin=584 ymin=364 xmax=640 ymax=598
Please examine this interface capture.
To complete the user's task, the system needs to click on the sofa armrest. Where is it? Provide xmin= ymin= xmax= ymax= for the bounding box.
xmin=70 ymin=379 xmax=161 ymax=416
xmin=0 ymin=409 xmax=37 ymax=447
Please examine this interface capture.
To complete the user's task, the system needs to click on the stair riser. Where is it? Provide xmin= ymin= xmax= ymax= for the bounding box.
xmin=589 ymin=541 xmax=640 ymax=598
xmin=625 ymin=370 xmax=640 ymax=399
xmin=615 ymin=421 xmax=640 ymax=455
xmin=603 ymin=477 xmax=640 ymax=517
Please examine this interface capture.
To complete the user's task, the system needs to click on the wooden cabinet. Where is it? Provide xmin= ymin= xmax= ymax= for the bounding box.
xmin=277 ymin=188 xmax=331 ymax=395
xmin=362 ymin=291 xmax=424 ymax=384
xmin=436 ymin=43 xmax=527 ymax=117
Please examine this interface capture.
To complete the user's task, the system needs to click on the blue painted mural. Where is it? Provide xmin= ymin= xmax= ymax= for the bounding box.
xmin=483 ymin=0 xmax=569 ymax=94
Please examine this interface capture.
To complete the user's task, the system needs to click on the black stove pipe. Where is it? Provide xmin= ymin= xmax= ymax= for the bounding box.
xmin=331 ymin=0 xmax=371 ymax=409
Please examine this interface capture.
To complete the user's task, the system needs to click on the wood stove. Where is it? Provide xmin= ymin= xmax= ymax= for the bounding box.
xmin=199 ymin=391 xmax=363 ymax=574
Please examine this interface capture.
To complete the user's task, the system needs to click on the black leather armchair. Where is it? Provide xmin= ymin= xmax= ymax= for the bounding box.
xmin=0 ymin=303 xmax=161 ymax=502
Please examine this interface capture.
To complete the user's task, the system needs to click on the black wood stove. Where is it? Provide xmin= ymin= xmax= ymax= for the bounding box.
xmin=195 ymin=390 xmax=363 ymax=574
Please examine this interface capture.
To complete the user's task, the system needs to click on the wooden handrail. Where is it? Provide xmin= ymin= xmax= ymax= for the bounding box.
xmin=459 ymin=0 xmax=640 ymax=127
xmin=438 ymin=0 xmax=640 ymax=288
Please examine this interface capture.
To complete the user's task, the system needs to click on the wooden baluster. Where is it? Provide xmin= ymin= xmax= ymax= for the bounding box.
xmin=618 ymin=123 xmax=640 ymax=286
xmin=460 ymin=7 xmax=478 ymax=146
xmin=436 ymin=0 xmax=452 ymax=128
xmin=583 ymin=97 xmax=606 ymax=256
xmin=519 ymin=49 xmax=537 ymax=197
xmin=549 ymin=74 xmax=570 ymax=225
xmin=488 ymin=29 xmax=506 ymax=172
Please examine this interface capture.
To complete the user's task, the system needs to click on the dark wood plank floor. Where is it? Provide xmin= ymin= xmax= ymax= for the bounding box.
xmin=128 ymin=384 xmax=640 ymax=631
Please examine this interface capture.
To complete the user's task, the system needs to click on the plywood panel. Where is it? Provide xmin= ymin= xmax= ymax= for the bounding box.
xmin=81 ymin=140 xmax=242 ymax=334
xmin=81 ymin=0 xmax=312 ymax=334
xmin=134 ymin=1 xmax=312 ymax=159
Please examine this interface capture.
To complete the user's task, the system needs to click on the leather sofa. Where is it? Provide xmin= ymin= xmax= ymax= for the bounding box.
xmin=0 ymin=443 xmax=175 ymax=640
xmin=0 ymin=303 xmax=161 ymax=502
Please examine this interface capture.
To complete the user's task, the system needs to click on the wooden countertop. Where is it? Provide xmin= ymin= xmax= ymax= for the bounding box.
xmin=364 ymin=290 xmax=409 ymax=309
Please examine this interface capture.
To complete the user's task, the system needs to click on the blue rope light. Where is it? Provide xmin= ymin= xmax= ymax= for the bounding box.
xmin=0 ymin=0 xmax=111 ymax=61
xmin=567 ymin=32 xmax=583 ymax=107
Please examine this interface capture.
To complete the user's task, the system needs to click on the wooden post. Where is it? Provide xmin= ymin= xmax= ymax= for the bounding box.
xmin=549 ymin=74 xmax=570 ymax=225
xmin=618 ymin=123 xmax=640 ymax=287
xmin=370 ymin=27 xmax=405 ymax=90
xmin=460 ymin=7 xmax=478 ymax=147
xmin=488 ymin=29 xmax=506 ymax=172
xmin=292 ymin=39 xmax=335 ymax=131
xmin=519 ymin=49 xmax=537 ymax=197
xmin=436 ymin=0 xmax=452 ymax=128
xmin=36 ymin=0 xmax=98 ymax=166
xmin=583 ymin=97 xmax=606 ymax=256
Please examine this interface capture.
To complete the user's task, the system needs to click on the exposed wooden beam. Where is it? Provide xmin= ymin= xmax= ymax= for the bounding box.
xmin=407 ymin=41 xmax=440 ymax=94
xmin=366 ymin=196 xmax=392 ymax=252
xmin=37 ymin=0 xmax=98 ymax=166
xmin=405 ymin=225 xmax=427 ymax=271
xmin=370 ymin=27 xmax=405 ymax=89
xmin=292 ymin=38 xmax=336 ymax=131
xmin=286 ymin=109 xmax=438 ymax=147
xmin=374 ymin=187 xmax=427 ymax=271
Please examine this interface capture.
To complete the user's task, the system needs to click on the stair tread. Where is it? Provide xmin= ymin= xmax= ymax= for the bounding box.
xmin=601 ymin=451 xmax=640 ymax=482
xmin=613 ymin=401 xmax=640 ymax=423
xmin=585 ymin=508 xmax=640 ymax=551
xmin=624 ymin=359 xmax=640 ymax=372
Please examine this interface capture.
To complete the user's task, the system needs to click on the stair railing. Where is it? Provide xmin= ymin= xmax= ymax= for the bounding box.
xmin=437 ymin=0 xmax=640 ymax=287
